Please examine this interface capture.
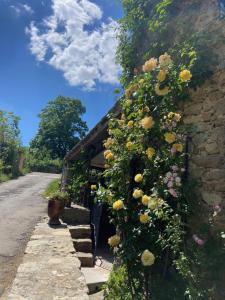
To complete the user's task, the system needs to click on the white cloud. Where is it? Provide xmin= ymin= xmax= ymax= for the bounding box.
xmin=22 ymin=4 xmax=34 ymax=14
xmin=27 ymin=0 xmax=120 ymax=89
xmin=10 ymin=3 xmax=34 ymax=16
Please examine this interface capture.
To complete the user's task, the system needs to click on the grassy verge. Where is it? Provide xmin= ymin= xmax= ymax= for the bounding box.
xmin=42 ymin=179 xmax=61 ymax=198
xmin=0 ymin=174 xmax=10 ymax=183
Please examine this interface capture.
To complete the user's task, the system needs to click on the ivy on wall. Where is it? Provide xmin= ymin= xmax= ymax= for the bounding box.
xmin=117 ymin=0 xmax=213 ymax=87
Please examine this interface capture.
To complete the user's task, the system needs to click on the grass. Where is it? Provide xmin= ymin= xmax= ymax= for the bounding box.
xmin=42 ymin=178 xmax=61 ymax=198
xmin=0 ymin=173 xmax=10 ymax=183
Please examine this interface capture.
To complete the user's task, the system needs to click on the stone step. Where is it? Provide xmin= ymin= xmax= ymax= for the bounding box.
xmin=73 ymin=238 xmax=92 ymax=253
xmin=69 ymin=225 xmax=91 ymax=239
xmin=61 ymin=204 xmax=90 ymax=225
xmin=82 ymin=267 xmax=109 ymax=295
xmin=89 ymin=291 xmax=104 ymax=300
xmin=77 ymin=252 xmax=94 ymax=267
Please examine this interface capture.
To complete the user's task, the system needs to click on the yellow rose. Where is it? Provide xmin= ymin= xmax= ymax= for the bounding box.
xmin=108 ymin=234 xmax=120 ymax=247
xmin=108 ymin=129 xmax=113 ymax=135
xmin=159 ymin=53 xmax=172 ymax=68
xmin=157 ymin=70 xmax=167 ymax=82
xmin=167 ymin=112 xmax=174 ymax=119
xmin=164 ymin=132 xmax=176 ymax=144
xmin=134 ymin=174 xmax=143 ymax=183
xmin=140 ymin=213 xmax=150 ymax=224
xmin=142 ymin=195 xmax=150 ymax=206
xmin=146 ymin=147 xmax=155 ymax=160
xmin=139 ymin=79 xmax=145 ymax=85
xmin=104 ymin=138 xmax=114 ymax=149
xmin=113 ymin=200 xmax=124 ymax=210
xmin=179 ymin=69 xmax=192 ymax=82
xmin=125 ymin=87 xmax=132 ymax=98
xmin=126 ymin=99 xmax=132 ymax=106
xmin=106 ymin=152 xmax=114 ymax=161
xmin=133 ymin=189 xmax=143 ymax=199
xmin=104 ymin=150 xmax=111 ymax=158
xmin=141 ymin=116 xmax=154 ymax=130
xmin=91 ymin=185 xmax=97 ymax=191
xmin=127 ymin=120 xmax=134 ymax=129
xmin=125 ymin=84 xmax=137 ymax=98
xmin=143 ymin=106 xmax=150 ymax=113
xmin=141 ymin=250 xmax=155 ymax=266
xmin=126 ymin=141 xmax=134 ymax=150
xmin=167 ymin=112 xmax=181 ymax=122
xmin=174 ymin=113 xmax=181 ymax=122
xmin=148 ymin=199 xmax=158 ymax=210
xmin=142 ymin=58 xmax=158 ymax=73
xmin=172 ymin=143 xmax=183 ymax=152
xmin=157 ymin=198 xmax=165 ymax=207
xmin=155 ymin=84 xmax=170 ymax=96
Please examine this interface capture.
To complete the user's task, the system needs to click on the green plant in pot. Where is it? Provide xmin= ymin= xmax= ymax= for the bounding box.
xmin=47 ymin=191 xmax=69 ymax=225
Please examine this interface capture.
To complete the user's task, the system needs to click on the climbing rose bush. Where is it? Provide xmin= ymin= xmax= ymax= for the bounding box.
xmin=97 ymin=54 xmax=196 ymax=299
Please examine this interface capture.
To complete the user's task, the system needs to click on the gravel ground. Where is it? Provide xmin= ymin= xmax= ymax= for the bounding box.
xmin=0 ymin=172 xmax=59 ymax=298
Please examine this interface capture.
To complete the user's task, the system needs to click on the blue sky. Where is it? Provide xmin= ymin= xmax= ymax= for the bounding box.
xmin=0 ymin=0 xmax=123 ymax=145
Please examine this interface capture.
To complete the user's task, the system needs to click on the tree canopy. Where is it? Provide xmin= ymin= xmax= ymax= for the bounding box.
xmin=0 ymin=110 xmax=21 ymax=178
xmin=30 ymin=96 xmax=88 ymax=160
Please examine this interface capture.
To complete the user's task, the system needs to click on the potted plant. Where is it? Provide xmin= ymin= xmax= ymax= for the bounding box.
xmin=47 ymin=191 xmax=69 ymax=225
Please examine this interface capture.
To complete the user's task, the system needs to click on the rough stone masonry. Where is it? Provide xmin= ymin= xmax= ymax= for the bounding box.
xmin=177 ymin=0 xmax=225 ymax=227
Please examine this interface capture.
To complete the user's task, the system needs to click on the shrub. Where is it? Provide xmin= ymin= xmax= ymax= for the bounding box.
xmin=103 ymin=265 xmax=133 ymax=300
xmin=47 ymin=191 xmax=70 ymax=206
xmin=26 ymin=149 xmax=62 ymax=174
xmin=43 ymin=179 xmax=61 ymax=198
xmin=96 ymin=54 xmax=206 ymax=299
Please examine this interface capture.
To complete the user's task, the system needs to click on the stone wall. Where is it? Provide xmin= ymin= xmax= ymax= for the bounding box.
xmin=182 ymin=70 xmax=225 ymax=226
xmin=177 ymin=0 xmax=225 ymax=227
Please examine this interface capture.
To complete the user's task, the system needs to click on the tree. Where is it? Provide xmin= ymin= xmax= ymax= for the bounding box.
xmin=30 ymin=96 xmax=88 ymax=159
xmin=0 ymin=110 xmax=21 ymax=177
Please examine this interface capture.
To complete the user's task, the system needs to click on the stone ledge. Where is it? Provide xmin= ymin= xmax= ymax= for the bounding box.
xmin=7 ymin=219 xmax=89 ymax=300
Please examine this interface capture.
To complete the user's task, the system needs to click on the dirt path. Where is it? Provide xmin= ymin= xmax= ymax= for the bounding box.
xmin=0 ymin=172 xmax=59 ymax=298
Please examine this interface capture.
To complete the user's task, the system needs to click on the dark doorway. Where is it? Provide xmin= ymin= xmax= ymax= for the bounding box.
xmin=97 ymin=205 xmax=115 ymax=249
xmin=92 ymin=204 xmax=115 ymax=268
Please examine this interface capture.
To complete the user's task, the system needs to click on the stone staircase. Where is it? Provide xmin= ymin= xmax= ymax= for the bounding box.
xmin=61 ymin=204 xmax=94 ymax=267
xmin=61 ymin=204 xmax=110 ymax=299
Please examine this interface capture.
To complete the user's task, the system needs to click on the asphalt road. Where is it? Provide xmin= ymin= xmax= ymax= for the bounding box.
xmin=0 ymin=172 xmax=59 ymax=298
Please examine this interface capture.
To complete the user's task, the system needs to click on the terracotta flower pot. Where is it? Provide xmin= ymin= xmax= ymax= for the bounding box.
xmin=48 ymin=199 xmax=64 ymax=226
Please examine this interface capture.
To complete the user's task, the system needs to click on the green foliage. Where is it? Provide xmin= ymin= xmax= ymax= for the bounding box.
xmin=100 ymin=1 xmax=221 ymax=298
xmin=0 ymin=110 xmax=22 ymax=181
xmin=47 ymin=190 xmax=70 ymax=205
xmin=117 ymin=0 xmax=213 ymax=87
xmin=43 ymin=179 xmax=61 ymax=198
xmin=66 ymin=150 xmax=89 ymax=203
xmin=103 ymin=265 xmax=133 ymax=300
xmin=97 ymin=56 xmax=197 ymax=299
xmin=0 ymin=172 xmax=10 ymax=183
xmin=26 ymin=147 xmax=62 ymax=173
xmin=30 ymin=95 xmax=88 ymax=160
